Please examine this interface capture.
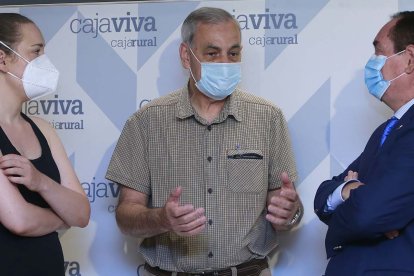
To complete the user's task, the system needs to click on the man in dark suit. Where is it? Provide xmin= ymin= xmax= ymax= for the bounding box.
xmin=314 ymin=11 xmax=414 ymax=276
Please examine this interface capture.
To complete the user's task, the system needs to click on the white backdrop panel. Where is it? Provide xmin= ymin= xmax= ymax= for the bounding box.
xmin=1 ymin=0 xmax=412 ymax=275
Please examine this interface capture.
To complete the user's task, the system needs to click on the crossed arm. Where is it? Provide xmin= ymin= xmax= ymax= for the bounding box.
xmin=0 ymin=170 xmax=66 ymax=236
xmin=0 ymin=118 xmax=90 ymax=236
xmin=315 ymin=141 xmax=414 ymax=246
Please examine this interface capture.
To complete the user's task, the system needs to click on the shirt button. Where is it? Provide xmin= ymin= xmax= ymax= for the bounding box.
xmin=208 ymin=188 xmax=213 ymax=194
xmin=207 ymin=125 xmax=212 ymax=131
xmin=207 ymin=156 xmax=212 ymax=162
xmin=208 ymin=252 xmax=213 ymax=258
xmin=208 ymin=219 xmax=213 ymax=225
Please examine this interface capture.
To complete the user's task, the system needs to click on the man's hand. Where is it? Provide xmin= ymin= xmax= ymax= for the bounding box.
xmin=344 ymin=170 xmax=358 ymax=182
xmin=384 ymin=230 xmax=400 ymax=239
xmin=161 ymin=186 xmax=206 ymax=237
xmin=341 ymin=170 xmax=364 ymax=200
xmin=266 ymin=172 xmax=301 ymax=231
xmin=341 ymin=182 xmax=364 ymax=200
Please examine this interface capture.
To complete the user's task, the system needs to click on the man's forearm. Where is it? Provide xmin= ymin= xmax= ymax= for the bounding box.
xmin=115 ymin=203 xmax=169 ymax=238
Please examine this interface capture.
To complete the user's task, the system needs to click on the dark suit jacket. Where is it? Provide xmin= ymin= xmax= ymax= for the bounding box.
xmin=314 ymin=104 xmax=414 ymax=276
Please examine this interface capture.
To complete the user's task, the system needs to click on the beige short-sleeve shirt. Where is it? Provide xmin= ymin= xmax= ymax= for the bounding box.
xmin=106 ymin=86 xmax=297 ymax=272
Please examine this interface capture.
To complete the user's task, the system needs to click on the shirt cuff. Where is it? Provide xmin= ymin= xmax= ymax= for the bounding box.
xmin=325 ymin=179 xmax=359 ymax=212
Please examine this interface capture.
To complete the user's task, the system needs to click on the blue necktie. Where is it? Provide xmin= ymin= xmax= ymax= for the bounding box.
xmin=380 ymin=116 xmax=398 ymax=146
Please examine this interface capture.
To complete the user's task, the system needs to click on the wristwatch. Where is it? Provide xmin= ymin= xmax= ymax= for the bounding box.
xmin=287 ymin=205 xmax=303 ymax=227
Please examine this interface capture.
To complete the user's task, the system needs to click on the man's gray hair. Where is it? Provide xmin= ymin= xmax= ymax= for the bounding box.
xmin=181 ymin=7 xmax=241 ymax=46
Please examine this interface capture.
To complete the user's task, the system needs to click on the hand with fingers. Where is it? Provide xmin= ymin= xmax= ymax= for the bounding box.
xmin=342 ymin=170 xmax=364 ymax=200
xmin=266 ymin=172 xmax=301 ymax=231
xmin=344 ymin=170 xmax=359 ymax=182
xmin=0 ymin=154 xmax=45 ymax=192
xmin=161 ymin=186 xmax=207 ymax=237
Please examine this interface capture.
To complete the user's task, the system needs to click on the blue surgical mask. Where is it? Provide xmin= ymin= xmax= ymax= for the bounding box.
xmin=364 ymin=50 xmax=406 ymax=100
xmin=188 ymin=47 xmax=241 ymax=100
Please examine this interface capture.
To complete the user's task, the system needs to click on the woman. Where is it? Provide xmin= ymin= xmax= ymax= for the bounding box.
xmin=0 ymin=13 xmax=90 ymax=275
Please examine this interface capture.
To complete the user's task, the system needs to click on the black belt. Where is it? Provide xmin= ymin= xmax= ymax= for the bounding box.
xmin=144 ymin=258 xmax=268 ymax=276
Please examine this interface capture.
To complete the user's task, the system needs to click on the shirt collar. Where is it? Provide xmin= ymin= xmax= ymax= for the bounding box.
xmin=176 ymin=85 xmax=243 ymax=122
xmin=394 ymin=98 xmax=414 ymax=119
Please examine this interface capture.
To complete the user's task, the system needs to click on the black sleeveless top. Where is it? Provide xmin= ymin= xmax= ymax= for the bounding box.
xmin=0 ymin=113 xmax=64 ymax=275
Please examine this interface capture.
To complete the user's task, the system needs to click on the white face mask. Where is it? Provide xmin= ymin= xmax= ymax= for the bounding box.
xmin=0 ymin=40 xmax=59 ymax=100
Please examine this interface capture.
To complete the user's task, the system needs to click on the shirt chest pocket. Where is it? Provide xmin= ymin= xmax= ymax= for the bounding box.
xmin=226 ymin=149 xmax=265 ymax=193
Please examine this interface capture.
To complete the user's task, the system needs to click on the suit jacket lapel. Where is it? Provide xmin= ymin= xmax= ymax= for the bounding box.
xmin=380 ymin=104 xmax=414 ymax=149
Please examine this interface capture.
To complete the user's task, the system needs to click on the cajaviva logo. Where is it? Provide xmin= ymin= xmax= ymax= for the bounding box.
xmin=70 ymin=12 xmax=156 ymax=38
xmin=70 ymin=12 xmax=158 ymax=49
xmin=232 ymin=8 xmax=298 ymax=30
xmin=23 ymin=94 xmax=84 ymax=115
xmin=232 ymin=8 xmax=299 ymax=47
xmin=22 ymin=94 xmax=85 ymax=130
xmin=82 ymin=177 xmax=120 ymax=204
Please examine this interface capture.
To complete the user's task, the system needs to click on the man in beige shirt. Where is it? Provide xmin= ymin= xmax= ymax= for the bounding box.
xmin=106 ymin=6 xmax=302 ymax=276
